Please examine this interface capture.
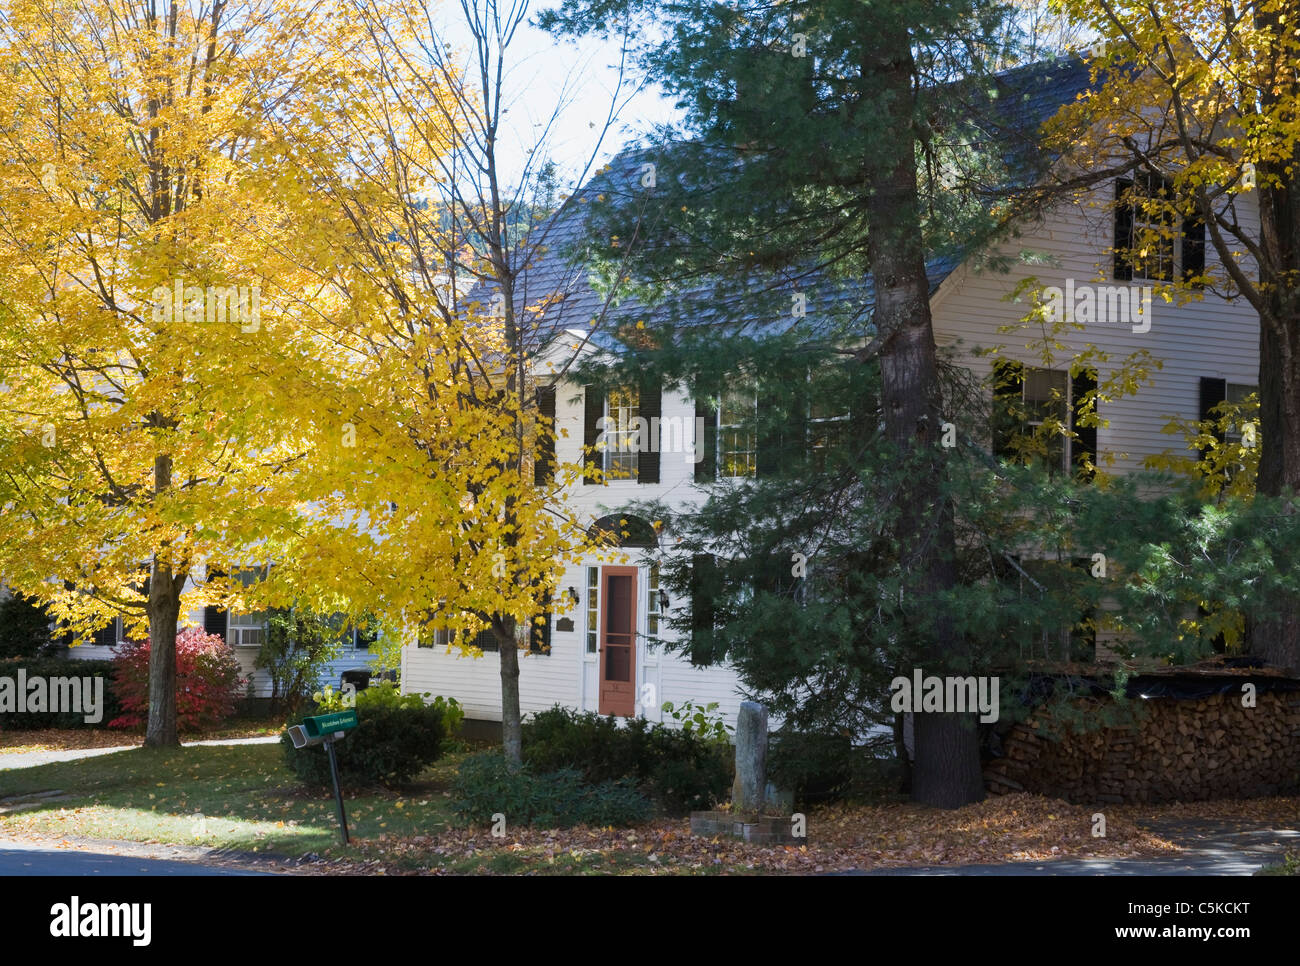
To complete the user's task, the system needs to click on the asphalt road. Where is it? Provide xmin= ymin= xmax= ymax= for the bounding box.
xmin=0 ymin=839 xmax=273 ymax=875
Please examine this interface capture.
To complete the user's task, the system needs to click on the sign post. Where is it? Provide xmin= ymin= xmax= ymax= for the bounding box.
xmin=324 ymin=737 xmax=349 ymax=845
xmin=287 ymin=709 xmax=359 ymax=845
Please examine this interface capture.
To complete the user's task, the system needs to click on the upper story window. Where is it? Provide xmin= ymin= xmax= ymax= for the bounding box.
xmin=1114 ymin=173 xmax=1205 ymax=285
xmin=718 ymin=386 xmax=757 ymax=478
xmin=583 ymin=382 xmax=662 ymax=485
xmin=603 ymin=385 xmax=640 ymax=481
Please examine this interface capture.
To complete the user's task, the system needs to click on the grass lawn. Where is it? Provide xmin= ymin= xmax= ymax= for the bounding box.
xmin=0 ymin=742 xmax=461 ymax=858
xmin=5 ymin=742 xmax=1298 ymax=875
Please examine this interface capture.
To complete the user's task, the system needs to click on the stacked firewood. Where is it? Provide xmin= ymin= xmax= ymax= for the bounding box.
xmin=984 ymin=692 xmax=1300 ymax=803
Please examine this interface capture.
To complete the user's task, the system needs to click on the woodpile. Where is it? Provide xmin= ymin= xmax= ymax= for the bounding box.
xmin=984 ymin=692 xmax=1300 ymax=804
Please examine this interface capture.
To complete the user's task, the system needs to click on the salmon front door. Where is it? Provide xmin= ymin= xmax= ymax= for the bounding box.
xmin=598 ymin=566 xmax=637 ymax=716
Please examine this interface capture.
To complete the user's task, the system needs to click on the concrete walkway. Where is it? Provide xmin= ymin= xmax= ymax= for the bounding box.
xmin=0 ymin=735 xmax=280 ymax=771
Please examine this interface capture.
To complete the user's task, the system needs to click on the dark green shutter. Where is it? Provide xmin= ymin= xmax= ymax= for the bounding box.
xmin=534 ymin=385 xmax=556 ymax=486
xmin=1199 ymin=376 xmax=1227 ymax=463
xmin=1113 ymin=178 xmax=1134 ymax=281
xmin=583 ymin=386 xmax=603 ymax=484
xmin=638 ymin=379 xmax=661 ymax=484
xmin=93 ymin=619 xmax=117 ymax=648
xmin=203 ymin=567 xmax=227 ymax=640
xmin=530 ymin=613 xmax=551 ymax=654
xmin=756 ymin=380 xmax=785 ymax=478
xmin=689 ymin=553 xmax=719 ymax=665
xmin=695 ymin=384 xmax=717 ymax=482
xmin=1070 ymin=370 xmax=1098 ymax=481
xmin=992 ymin=358 xmax=1025 ymax=460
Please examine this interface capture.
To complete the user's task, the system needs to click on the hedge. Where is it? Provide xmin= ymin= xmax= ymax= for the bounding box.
xmin=0 ymin=657 xmax=122 ymax=729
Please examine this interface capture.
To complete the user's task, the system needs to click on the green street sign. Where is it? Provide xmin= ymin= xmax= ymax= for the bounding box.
xmin=303 ymin=709 xmax=359 ymax=738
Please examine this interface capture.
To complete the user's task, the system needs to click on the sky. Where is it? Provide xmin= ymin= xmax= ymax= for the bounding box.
xmin=429 ymin=3 xmax=683 ymax=194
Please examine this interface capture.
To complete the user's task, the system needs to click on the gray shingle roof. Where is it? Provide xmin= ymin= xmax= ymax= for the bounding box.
xmin=470 ymin=56 xmax=1096 ymax=365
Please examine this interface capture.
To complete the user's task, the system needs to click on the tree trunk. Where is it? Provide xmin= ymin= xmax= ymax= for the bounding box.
xmin=495 ymin=616 xmax=522 ymax=765
xmin=865 ymin=29 xmax=982 ymax=808
xmin=892 ymin=710 xmax=912 ymax=794
xmin=1251 ymin=135 xmax=1300 ymax=672
xmin=143 ymin=558 xmax=184 ymax=748
xmin=143 ymin=446 xmax=185 ymax=748
xmin=912 ymin=712 xmax=985 ymax=809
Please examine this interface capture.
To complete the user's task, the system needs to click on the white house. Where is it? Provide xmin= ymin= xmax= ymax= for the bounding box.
xmin=400 ymin=56 xmax=1264 ymax=731
xmin=52 ymin=575 xmax=382 ymax=700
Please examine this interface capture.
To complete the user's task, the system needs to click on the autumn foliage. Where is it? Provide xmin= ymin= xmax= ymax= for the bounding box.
xmin=109 ymin=628 xmax=244 ymax=732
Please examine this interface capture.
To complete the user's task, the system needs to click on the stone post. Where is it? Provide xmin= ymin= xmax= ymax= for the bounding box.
xmin=731 ymin=700 xmax=768 ymax=818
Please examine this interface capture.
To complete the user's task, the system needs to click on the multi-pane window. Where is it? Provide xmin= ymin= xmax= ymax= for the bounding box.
xmin=994 ymin=360 xmax=1097 ymax=480
xmin=586 ymin=566 xmax=600 ymax=654
xmin=427 ymin=626 xmax=497 ymax=651
xmin=718 ymin=387 xmax=757 ymax=478
xmin=1225 ymin=383 xmax=1258 ymax=447
xmin=1116 ymin=173 xmax=1175 ymax=282
xmin=227 ymin=569 xmax=267 ymax=647
xmin=647 ymin=562 xmax=661 ymax=637
xmin=603 ymin=386 xmax=640 ymax=480
xmin=1023 ymin=368 xmax=1069 ymax=473
xmin=808 ymin=392 xmax=851 ymax=471
xmin=1225 ymin=382 xmax=1258 ymax=481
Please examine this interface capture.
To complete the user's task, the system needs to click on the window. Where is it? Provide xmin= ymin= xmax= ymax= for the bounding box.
xmin=427 ymin=625 xmax=497 ymax=651
xmin=807 ymin=390 xmax=851 ymax=471
xmin=994 ymin=361 xmax=1097 ymax=479
xmin=1114 ymin=173 xmax=1206 ymax=285
xmin=718 ymin=387 xmax=757 ymax=478
xmin=1225 ymin=383 xmax=1258 ymax=447
xmin=647 ymin=562 xmax=661 ymax=637
xmin=425 ymin=614 xmax=549 ymax=654
xmin=350 ymin=623 xmax=377 ymax=651
xmin=586 ymin=382 xmax=661 ymax=485
xmin=603 ymin=386 xmax=640 ymax=480
xmin=227 ymin=569 xmax=267 ymax=647
xmin=1115 ymin=173 xmax=1174 ymax=282
xmin=1023 ymin=368 xmax=1069 ymax=472
xmin=586 ymin=566 xmax=599 ymax=653
xmin=1200 ymin=377 xmax=1258 ymax=478
xmin=92 ymin=616 xmax=122 ymax=649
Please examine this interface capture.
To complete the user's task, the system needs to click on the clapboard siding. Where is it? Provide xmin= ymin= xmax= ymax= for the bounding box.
xmin=403 ymin=183 xmax=1263 ymax=731
xmin=931 ymin=184 xmax=1260 ymax=475
xmin=60 ymin=600 xmax=384 ymax=699
xmin=400 ymin=384 xmax=750 ymax=727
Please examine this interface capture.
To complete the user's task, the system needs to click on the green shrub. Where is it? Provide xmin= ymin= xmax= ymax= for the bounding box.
xmin=0 ymin=657 xmax=122 ymax=729
xmin=521 ymin=704 xmax=732 ymax=815
xmin=315 ymin=681 xmax=465 ymax=733
xmin=0 ymin=593 xmax=55 ymax=660
xmin=257 ymin=608 xmax=350 ymax=715
xmin=768 ymin=730 xmax=855 ymax=804
xmin=282 ymin=683 xmax=451 ymax=788
xmin=451 ymin=753 xmax=650 ymax=828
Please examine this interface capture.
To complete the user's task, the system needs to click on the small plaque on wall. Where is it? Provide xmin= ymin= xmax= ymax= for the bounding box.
xmin=555 ymin=617 xmax=575 ymax=633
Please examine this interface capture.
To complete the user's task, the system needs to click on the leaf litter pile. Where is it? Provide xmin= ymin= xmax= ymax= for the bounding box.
xmin=299 ymin=792 xmax=1298 ymax=876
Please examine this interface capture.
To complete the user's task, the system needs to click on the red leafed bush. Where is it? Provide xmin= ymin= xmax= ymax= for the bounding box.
xmin=109 ymin=627 xmax=246 ymax=731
